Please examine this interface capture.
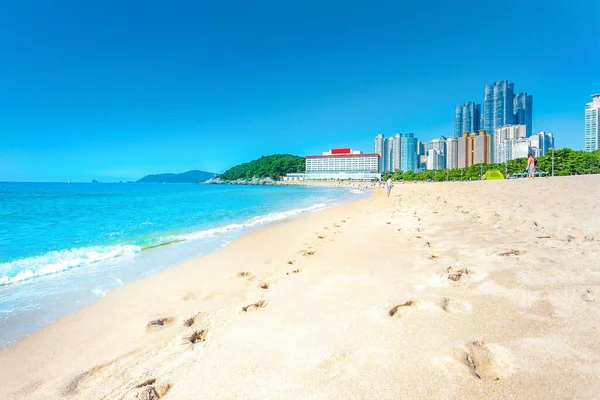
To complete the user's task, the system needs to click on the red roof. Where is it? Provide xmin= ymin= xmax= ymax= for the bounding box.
xmin=331 ymin=148 xmax=351 ymax=154
xmin=306 ymin=153 xmax=379 ymax=159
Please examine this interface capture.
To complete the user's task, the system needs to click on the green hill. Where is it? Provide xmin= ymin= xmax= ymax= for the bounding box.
xmin=137 ymin=170 xmax=215 ymax=183
xmin=219 ymin=154 xmax=305 ymax=181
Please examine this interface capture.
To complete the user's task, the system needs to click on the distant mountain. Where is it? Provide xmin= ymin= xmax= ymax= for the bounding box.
xmin=137 ymin=170 xmax=216 ymax=183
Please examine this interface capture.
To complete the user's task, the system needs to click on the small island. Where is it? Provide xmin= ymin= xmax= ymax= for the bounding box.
xmin=137 ymin=170 xmax=216 ymax=184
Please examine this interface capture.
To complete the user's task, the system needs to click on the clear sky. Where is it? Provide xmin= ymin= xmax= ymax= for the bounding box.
xmin=1 ymin=0 xmax=598 ymax=182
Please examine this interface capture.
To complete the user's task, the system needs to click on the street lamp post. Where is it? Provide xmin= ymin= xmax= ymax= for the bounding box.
xmin=551 ymin=147 xmax=555 ymax=177
xmin=480 ymin=164 xmax=483 ymax=180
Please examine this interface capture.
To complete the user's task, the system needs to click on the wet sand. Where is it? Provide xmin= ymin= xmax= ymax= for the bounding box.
xmin=1 ymin=175 xmax=599 ymax=399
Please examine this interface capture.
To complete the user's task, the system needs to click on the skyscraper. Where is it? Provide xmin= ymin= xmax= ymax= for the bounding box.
xmin=514 ymin=93 xmax=533 ymax=137
xmin=484 ymin=81 xmax=515 ymax=161
xmin=446 ymin=137 xmax=458 ymax=170
xmin=585 ymin=94 xmax=600 ymax=152
xmin=392 ymin=134 xmax=402 ymax=171
xmin=374 ymin=134 xmax=385 ymax=172
xmin=374 ymin=133 xmax=402 ymax=172
xmin=384 ymin=137 xmax=394 ymax=171
xmin=454 ymin=102 xmax=481 ymax=137
xmin=401 ymin=133 xmax=418 ymax=173
xmin=454 ymin=105 xmax=463 ymax=138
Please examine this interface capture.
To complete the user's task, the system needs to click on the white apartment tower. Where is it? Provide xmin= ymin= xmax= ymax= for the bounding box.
xmin=446 ymin=137 xmax=458 ymax=169
xmin=585 ymin=94 xmax=600 ymax=152
xmin=374 ymin=134 xmax=385 ymax=171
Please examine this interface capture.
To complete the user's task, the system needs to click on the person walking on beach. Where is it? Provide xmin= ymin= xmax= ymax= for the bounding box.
xmin=527 ymin=153 xmax=536 ymax=180
xmin=386 ymin=177 xmax=393 ymax=197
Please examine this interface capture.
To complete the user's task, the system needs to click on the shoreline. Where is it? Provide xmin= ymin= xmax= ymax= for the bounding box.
xmin=0 ymin=185 xmax=370 ymax=348
xmin=1 ymin=176 xmax=599 ymax=399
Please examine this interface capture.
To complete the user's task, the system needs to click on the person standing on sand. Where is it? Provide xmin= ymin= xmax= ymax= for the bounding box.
xmin=527 ymin=153 xmax=536 ymax=180
xmin=386 ymin=177 xmax=393 ymax=197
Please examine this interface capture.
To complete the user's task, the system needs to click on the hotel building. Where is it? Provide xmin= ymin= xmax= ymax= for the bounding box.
xmin=304 ymin=148 xmax=381 ymax=180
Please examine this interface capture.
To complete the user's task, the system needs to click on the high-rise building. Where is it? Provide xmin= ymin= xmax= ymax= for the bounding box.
xmin=474 ymin=131 xmax=492 ymax=164
xmin=446 ymin=137 xmax=458 ymax=170
xmin=305 ymin=148 xmax=380 ymax=180
xmin=494 ymin=124 xmax=527 ymax=163
xmin=401 ymin=133 xmax=418 ymax=173
xmin=419 ymin=155 xmax=427 ymax=171
xmin=392 ymin=134 xmax=402 ymax=171
xmin=454 ymin=105 xmax=463 ymax=138
xmin=514 ymin=93 xmax=533 ymax=137
xmin=374 ymin=134 xmax=385 ymax=172
xmin=457 ymin=131 xmax=491 ymax=168
xmin=417 ymin=141 xmax=426 ymax=157
xmin=585 ymin=94 xmax=600 ymax=152
xmin=384 ymin=137 xmax=394 ymax=171
xmin=529 ymin=131 xmax=554 ymax=157
xmin=374 ymin=133 xmax=402 ymax=172
xmin=426 ymin=149 xmax=445 ymax=170
xmin=484 ymin=81 xmax=515 ymax=161
xmin=429 ymin=137 xmax=447 ymax=153
xmin=454 ymin=102 xmax=481 ymax=137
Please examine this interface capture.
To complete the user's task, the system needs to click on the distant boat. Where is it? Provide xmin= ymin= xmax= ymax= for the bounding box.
xmin=68 ymin=180 xmax=72 ymax=184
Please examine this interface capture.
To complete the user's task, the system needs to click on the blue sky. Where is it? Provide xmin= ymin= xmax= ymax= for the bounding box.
xmin=0 ymin=0 xmax=598 ymax=181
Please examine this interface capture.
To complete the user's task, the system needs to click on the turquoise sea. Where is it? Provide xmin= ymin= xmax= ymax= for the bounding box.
xmin=0 ymin=182 xmax=369 ymax=347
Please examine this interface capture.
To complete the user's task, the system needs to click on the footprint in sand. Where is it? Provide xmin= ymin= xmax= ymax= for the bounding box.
xmin=582 ymin=288 xmax=597 ymax=303
xmin=260 ymin=281 xmax=270 ymax=289
xmin=188 ymin=329 xmax=208 ymax=345
xmin=237 ymin=271 xmax=253 ymax=278
xmin=302 ymin=250 xmax=315 ymax=256
xmin=317 ymin=235 xmax=326 ymax=239
xmin=446 ymin=266 xmax=473 ymax=282
xmin=124 ymin=379 xmax=172 ymax=400
xmin=183 ymin=312 xmax=207 ymax=327
xmin=286 ymin=269 xmax=301 ymax=275
xmin=287 ymin=260 xmax=296 ymax=265
xmin=499 ymin=249 xmax=526 ymax=257
xmin=441 ymin=297 xmax=471 ymax=314
xmin=146 ymin=317 xmax=175 ymax=331
xmin=463 ymin=341 xmax=514 ymax=380
xmin=388 ymin=300 xmax=417 ymax=318
xmin=242 ymin=300 xmax=268 ymax=312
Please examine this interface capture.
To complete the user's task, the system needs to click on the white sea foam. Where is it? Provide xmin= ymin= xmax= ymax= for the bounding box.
xmin=0 ymin=203 xmax=329 ymax=286
xmin=0 ymin=245 xmax=141 ymax=286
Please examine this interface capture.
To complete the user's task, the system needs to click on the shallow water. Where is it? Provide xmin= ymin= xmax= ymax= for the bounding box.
xmin=0 ymin=182 xmax=369 ymax=347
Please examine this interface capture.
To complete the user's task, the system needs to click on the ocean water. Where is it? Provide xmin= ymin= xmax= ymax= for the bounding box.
xmin=0 ymin=182 xmax=369 ymax=347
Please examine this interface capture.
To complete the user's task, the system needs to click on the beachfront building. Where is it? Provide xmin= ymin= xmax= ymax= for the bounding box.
xmin=392 ymin=134 xmax=402 ymax=171
xmin=514 ymin=93 xmax=533 ymax=137
xmin=457 ymin=130 xmax=491 ymax=168
xmin=496 ymin=131 xmax=555 ymax=163
xmin=426 ymin=149 xmax=445 ymax=170
xmin=483 ymin=81 xmax=515 ymax=137
xmin=446 ymin=137 xmax=458 ymax=169
xmin=585 ymin=94 xmax=600 ymax=152
xmin=305 ymin=148 xmax=381 ymax=180
xmin=494 ymin=124 xmax=527 ymax=163
xmin=529 ymin=131 xmax=554 ymax=157
xmin=401 ymin=133 xmax=419 ymax=173
xmin=454 ymin=102 xmax=481 ymax=137
xmin=374 ymin=134 xmax=385 ymax=171
xmin=419 ymin=155 xmax=427 ymax=171
xmin=373 ymin=133 xmax=402 ymax=172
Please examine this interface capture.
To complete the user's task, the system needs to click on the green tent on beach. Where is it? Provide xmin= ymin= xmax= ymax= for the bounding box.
xmin=482 ymin=170 xmax=505 ymax=180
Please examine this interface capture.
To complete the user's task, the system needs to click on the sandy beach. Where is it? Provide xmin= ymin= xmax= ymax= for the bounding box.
xmin=1 ymin=175 xmax=599 ymax=399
